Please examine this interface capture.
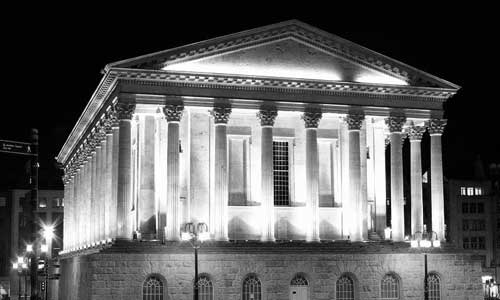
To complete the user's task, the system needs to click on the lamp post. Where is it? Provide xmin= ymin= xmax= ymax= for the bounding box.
xmin=13 ymin=256 xmax=28 ymax=300
xmin=411 ymin=231 xmax=440 ymax=300
xmin=41 ymin=224 xmax=54 ymax=300
xmin=181 ymin=222 xmax=210 ymax=300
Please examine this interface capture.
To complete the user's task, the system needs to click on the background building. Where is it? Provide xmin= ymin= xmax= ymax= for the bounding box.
xmin=0 ymin=189 xmax=63 ymax=299
xmin=56 ymin=20 xmax=483 ymax=299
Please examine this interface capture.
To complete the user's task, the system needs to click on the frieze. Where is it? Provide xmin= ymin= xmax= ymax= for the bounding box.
xmin=345 ymin=114 xmax=364 ymax=130
xmin=385 ymin=116 xmax=406 ymax=133
xmin=114 ymin=70 xmax=455 ymax=100
xmin=257 ymin=109 xmax=278 ymax=126
xmin=427 ymin=119 xmax=447 ymax=135
xmin=211 ymin=106 xmax=232 ymax=124
xmin=302 ymin=111 xmax=322 ymax=128
xmin=163 ymin=104 xmax=184 ymax=122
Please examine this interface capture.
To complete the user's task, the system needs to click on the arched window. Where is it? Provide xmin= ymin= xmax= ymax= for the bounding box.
xmin=197 ymin=274 xmax=214 ymax=300
xmin=290 ymin=274 xmax=308 ymax=286
xmin=143 ymin=275 xmax=164 ymax=300
xmin=290 ymin=273 xmax=309 ymax=299
xmin=242 ymin=274 xmax=261 ymax=300
xmin=336 ymin=274 xmax=355 ymax=300
xmin=427 ymin=273 xmax=441 ymax=300
xmin=381 ymin=273 xmax=400 ymax=299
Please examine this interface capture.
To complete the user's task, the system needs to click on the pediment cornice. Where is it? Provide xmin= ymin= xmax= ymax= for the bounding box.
xmin=106 ymin=20 xmax=459 ymax=89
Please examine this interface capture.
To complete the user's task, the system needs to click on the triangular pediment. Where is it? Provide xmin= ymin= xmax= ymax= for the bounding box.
xmin=106 ymin=20 xmax=459 ymax=89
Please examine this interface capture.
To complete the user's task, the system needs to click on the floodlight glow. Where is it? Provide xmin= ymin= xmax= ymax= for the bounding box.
xmin=432 ymin=240 xmax=441 ymax=248
xmin=420 ymin=240 xmax=431 ymax=248
xmin=355 ymin=74 xmax=408 ymax=85
xmin=181 ymin=232 xmax=192 ymax=241
xmin=199 ymin=232 xmax=210 ymax=242
xmin=410 ymin=240 xmax=419 ymax=248
xmin=163 ymin=62 xmax=342 ymax=81
xmin=21 ymin=263 xmax=27 ymax=269
xmin=41 ymin=244 xmax=48 ymax=253
xmin=17 ymin=257 xmax=23 ymax=264
xmin=26 ymin=244 xmax=33 ymax=253
xmin=12 ymin=262 xmax=18 ymax=269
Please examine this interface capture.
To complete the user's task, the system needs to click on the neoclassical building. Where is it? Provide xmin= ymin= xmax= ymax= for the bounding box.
xmin=56 ymin=20 xmax=482 ymax=299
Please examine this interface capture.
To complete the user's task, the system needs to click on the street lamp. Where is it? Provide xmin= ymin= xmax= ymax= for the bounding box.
xmin=13 ymin=256 xmax=29 ymax=300
xmin=181 ymin=222 xmax=210 ymax=300
xmin=411 ymin=231 xmax=440 ymax=300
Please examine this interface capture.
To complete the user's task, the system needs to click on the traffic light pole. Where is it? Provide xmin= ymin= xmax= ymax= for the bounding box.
xmin=29 ymin=128 xmax=38 ymax=300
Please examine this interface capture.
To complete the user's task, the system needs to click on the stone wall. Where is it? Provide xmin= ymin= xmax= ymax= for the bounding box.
xmin=59 ymin=243 xmax=483 ymax=300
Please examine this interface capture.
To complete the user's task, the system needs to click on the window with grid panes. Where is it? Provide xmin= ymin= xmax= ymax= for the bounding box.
xmin=336 ymin=275 xmax=355 ymax=300
xmin=143 ymin=276 xmax=164 ymax=300
xmin=427 ymin=273 xmax=441 ymax=300
xmin=273 ymin=141 xmax=290 ymax=206
xmin=381 ymin=273 xmax=399 ymax=299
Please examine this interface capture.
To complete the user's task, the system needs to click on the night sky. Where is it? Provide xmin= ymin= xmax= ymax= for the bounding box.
xmin=1 ymin=7 xmax=498 ymax=189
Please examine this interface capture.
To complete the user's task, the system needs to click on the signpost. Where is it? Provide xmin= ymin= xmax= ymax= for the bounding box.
xmin=1 ymin=129 xmax=39 ymax=300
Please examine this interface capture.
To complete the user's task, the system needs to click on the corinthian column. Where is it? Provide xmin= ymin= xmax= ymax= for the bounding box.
xmin=116 ymin=102 xmax=135 ymax=240
xmin=302 ymin=111 xmax=322 ymax=242
xmin=257 ymin=108 xmax=277 ymax=242
xmin=211 ymin=106 xmax=231 ymax=241
xmin=408 ymin=124 xmax=425 ymax=235
xmin=345 ymin=114 xmax=364 ymax=241
xmin=139 ymin=115 xmax=156 ymax=240
xmin=163 ymin=104 xmax=183 ymax=241
xmin=386 ymin=116 xmax=406 ymax=241
xmin=428 ymin=119 xmax=447 ymax=241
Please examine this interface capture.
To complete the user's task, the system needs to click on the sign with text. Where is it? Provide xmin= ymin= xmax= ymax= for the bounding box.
xmin=0 ymin=139 xmax=37 ymax=156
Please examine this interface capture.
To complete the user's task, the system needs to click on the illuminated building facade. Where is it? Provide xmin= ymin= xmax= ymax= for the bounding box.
xmin=56 ymin=20 xmax=482 ymax=299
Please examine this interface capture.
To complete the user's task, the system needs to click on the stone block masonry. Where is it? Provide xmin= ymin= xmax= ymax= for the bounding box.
xmin=58 ymin=241 xmax=483 ymax=300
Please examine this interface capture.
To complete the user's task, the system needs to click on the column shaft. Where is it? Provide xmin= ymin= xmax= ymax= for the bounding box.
xmin=91 ymin=151 xmax=98 ymax=244
xmin=98 ymin=141 xmax=106 ymax=242
xmin=139 ymin=115 xmax=157 ymax=239
xmin=166 ymin=121 xmax=180 ymax=240
xmin=387 ymin=116 xmax=406 ymax=241
xmin=339 ymin=121 xmax=350 ymax=239
xmin=157 ymin=117 xmax=168 ymax=241
xmin=373 ymin=124 xmax=387 ymax=238
xmin=116 ymin=118 xmax=133 ymax=239
xmin=214 ymin=124 xmax=229 ymax=241
xmin=429 ymin=119 xmax=446 ymax=240
xmin=261 ymin=126 xmax=274 ymax=241
xmin=105 ymin=132 xmax=113 ymax=240
xmin=110 ymin=127 xmax=119 ymax=239
xmin=306 ymin=128 xmax=320 ymax=241
xmin=360 ymin=122 xmax=368 ymax=240
xmin=346 ymin=114 xmax=364 ymax=241
xmin=409 ymin=125 xmax=425 ymax=235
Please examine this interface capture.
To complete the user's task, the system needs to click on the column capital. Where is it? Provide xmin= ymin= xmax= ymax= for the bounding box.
xmin=302 ymin=111 xmax=322 ymax=128
xmin=407 ymin=125 xmax=425 ymax=141
xmin=211 ymin=106 xmax=232 ymax=124
xmin=385 ymin=116 xmax=406 ymax=133
xmin=163 ymin=104 xmax=184 ymax=122
xmin=344 ymin=113 xmax=364 ymax=130
xmin=427 ymin=118 xmax=447 ymax=135
xmin=115 ymin=102 xmax=136 ymax=120
xmin=257 ymin=109 xmax=277 ymax=127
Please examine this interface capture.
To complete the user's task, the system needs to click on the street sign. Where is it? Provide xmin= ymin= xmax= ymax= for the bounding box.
xmin=0 ymin=139 xmax=37 ymax=156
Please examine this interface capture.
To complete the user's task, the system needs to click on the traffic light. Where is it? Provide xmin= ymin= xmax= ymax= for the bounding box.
xmin=40 ymin=280 xmax=45 ymax=291
xmin=37 ymin=259 xmax=46 ymax=276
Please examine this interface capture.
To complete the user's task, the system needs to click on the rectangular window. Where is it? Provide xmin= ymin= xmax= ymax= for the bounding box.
xmin=38 ymin=197 xmax=47 ymax=208
xmin=467 ymin=187 xmax=474 ymax=196
xmin=462 ymin=203 xmax=469 ymax=214
xmin=469 ymin=203 xmax=477 ymax=214
xmin=0 ymin=196 xmax=6 ymax=207
xmin=463 ymin=237 xmax=469 ymax=249
xmin=228 ymin=136 xmax=251 ymax=206
xmin=478 ymin=237 xmax=485 ymax=249
xmin=460 ymin=187 xmax=467 ymax=195
xmin=273 ymin=141 xmax=290 ymax=206
xmin=470 ymin=237 xmax=478 ymax=249
xmin=318 ymin=141 xmax=335 ymax=207
xmin=475 ymin=187 xmax=483 ymax=196
xmin=477 ymin=203 xmax=484 ymax=213
xmin=462 ymin=220 xmax=469 ymax=231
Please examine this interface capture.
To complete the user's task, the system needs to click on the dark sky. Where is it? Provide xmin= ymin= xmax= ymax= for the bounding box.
xmin=1 ymin=6 xmax=498 ymax=189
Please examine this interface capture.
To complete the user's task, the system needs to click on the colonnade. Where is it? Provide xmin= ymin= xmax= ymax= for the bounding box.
xmin=62 ymin=101 xmax=447 ymax=252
